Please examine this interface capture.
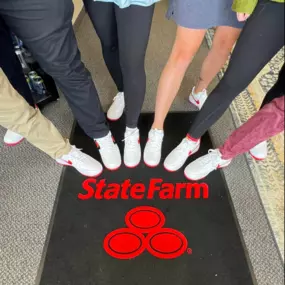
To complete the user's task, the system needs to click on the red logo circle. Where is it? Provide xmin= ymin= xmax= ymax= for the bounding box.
xmin=146 ymin=228 xmax=188 ymax=259
xmin=103 ymin=228 xmax=146 ymax=259
xmin=125 ymin=206 xmax=166 ymax=233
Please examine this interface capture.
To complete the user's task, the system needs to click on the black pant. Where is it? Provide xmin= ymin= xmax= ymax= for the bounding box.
xmin=260 ymin=63 xmax=284 ymax=109
xmin=188 ymin=0 xmax=284 ymax=138
xmin=83 ymin=1 xmax=154 ymax=128
xmin=0 ymin=16 xmax=34 ymax=107
xmin=0 ymin=0 xmax=109 ymax=139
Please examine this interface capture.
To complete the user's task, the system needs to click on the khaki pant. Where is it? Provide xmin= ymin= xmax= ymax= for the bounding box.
xmin=0 ymin=68 xmax=71 ymax=159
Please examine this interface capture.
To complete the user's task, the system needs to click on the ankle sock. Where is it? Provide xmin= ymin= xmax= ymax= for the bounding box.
xmin=186 ymin=134 xmax=199 ymax=142
xmin=126 ymin=126 xmax=138 ymax=132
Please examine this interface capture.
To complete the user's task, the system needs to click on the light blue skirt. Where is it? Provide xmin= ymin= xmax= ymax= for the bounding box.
xmin=94 ymin=0 xmax=159 ymax=9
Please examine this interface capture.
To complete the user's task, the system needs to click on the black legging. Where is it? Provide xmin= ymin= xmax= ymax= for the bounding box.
xmin=188 ymin=0 xmax=284 ymax=138
xmin=0 ymin=16 xmax=34 ymax=106
xmin=83 ymin=1 xmax=155 ymax=128
xmin=260 ymin=63 xmax=284 ymax=108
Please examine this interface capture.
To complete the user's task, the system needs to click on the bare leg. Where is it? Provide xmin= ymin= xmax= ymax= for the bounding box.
xmin=195 ymin=26 xmax=241 ymax=93
xmin=152 ymin=26 xmax=206 ymax=130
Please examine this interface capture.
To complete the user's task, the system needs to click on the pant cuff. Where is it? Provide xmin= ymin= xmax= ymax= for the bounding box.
xmin=53 ymin=139 xmax=72 ymax=159
xmin=93 ymin=129 xmax=110 ymax=140
xmin=219 ymin=147 xmax=233 ymax=160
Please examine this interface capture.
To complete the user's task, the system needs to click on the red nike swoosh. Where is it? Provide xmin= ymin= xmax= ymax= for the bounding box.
xmin=95 ymin=141 xmax=100 ymax=148
xmin=63 ymin=160 xmax=72 ymax=165
xmin=192 ymin=96 xmax=200 ymax=104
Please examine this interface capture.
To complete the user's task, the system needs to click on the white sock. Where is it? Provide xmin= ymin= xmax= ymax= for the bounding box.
xmin=152 ymin=128 xmax=164 ymax=134
xmin=126 ymin=127 xmax=138 ymax=132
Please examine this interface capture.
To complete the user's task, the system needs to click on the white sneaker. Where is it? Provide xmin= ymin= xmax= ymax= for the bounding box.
xmin=189 ymin=87 xmax=207 ymax=110
xmin=107 ymin=92 xmax=125 ymax=121
xmin=95 ymin=132 xmax=121 ymax=170
xmin=184 ymin=149 xmax=231 ymax=181
xmin=143 ymin=129 xmax=164 ymax=167
xmin=4 ymin=130 xmax=24 ymax=146
xmin=123 ymin=127 xmax=141 ymax=168
xmin=56 ymin=146 xmax=103 ymax=177
xmin=164 ymin=135 xmax=201 ymax=172
xmin=249 ymin=141 xmax=267 ymax=161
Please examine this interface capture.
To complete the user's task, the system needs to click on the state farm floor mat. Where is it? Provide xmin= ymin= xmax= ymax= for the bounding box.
xmin=39 ymin=113 xmax=254 ymax=285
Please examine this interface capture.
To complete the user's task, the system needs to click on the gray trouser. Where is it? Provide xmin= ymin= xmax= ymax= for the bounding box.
xmin=0 ymin=0 xmax=109 ymax=139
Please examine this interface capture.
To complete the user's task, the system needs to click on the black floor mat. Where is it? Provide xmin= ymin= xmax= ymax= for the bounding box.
xmin=39 ymin=113 xmax=254 ymax=285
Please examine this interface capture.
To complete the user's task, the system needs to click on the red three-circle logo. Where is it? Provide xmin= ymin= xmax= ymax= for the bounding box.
xmin=103 ymin=206 xmax=191 ymax=259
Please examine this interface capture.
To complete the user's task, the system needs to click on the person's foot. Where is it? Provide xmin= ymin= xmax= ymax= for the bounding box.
xmin=189 ymin=87 xmax=207 ymax=110
xmin=107 ymin=92 xmax=125 ymax=121
xmin=124 ymin=127 xmax=141 ymax=168
xmin=184 ymin=149 xmax=231 ymax=181
xmin=249 ymin=141 xmax=267 ymax=161
xmin=95 ymin=132 xmax=121 ymax=170
xmin=4 ymin=130 xmax=24 ymax=146
xmin=143 ymin=129 xmax=164 ymax=167
xmin=164 ymin=135 xmax=200 ymax=172
xmin=56 ymin=146 xmax=103 ymax=177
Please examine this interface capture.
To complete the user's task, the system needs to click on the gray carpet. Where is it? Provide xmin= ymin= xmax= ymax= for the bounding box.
xmin=0 ymin=2 xmax=283 ymax=285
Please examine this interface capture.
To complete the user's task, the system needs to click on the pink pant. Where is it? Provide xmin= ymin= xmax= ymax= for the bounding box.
xmin=220 ymin=96 xmax=285 ymax=160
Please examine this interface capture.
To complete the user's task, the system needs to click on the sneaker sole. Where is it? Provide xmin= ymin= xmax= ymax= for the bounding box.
xmin=57 ymin=162 xmax=103 ymax=178
xmin=124 ymin=160 xmax=141 ymax=169
xmin=107 ymin=116 xmax=121 ymax=122
xmin=4 ymin=138 xmax=25 ymax=146
xmin=184 ymin=172 xmax=206 ymax=181
xmin=107 ymin=110 xmax=124 ymax=122
xmin=163 ymin=164 xmax=177 ymax=173
xmin=249 ymin=151 xmax=266 ymax=161
xmin=164 ymin=143 xmax=200 ymax=173
xmin=144 ymin=160 xmax=159 ymax=168
xmin=105 ymin=164 xmax=121 ymax=171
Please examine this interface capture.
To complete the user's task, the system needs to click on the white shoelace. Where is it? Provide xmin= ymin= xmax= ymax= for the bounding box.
xmin=123 ymin=129 xmax=139 ymax=150
xmin=96 ymin=134 xmax=115 ymax=151
xmin=64 ymin=146 xmax=86 ymax=166
xmin=197 ymin=149 xmax=220 ymax=168
xmin=176 ymin=138 xmax=194 ymax=154
xmin=148 ymin=130 xmax=163 ymax=150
